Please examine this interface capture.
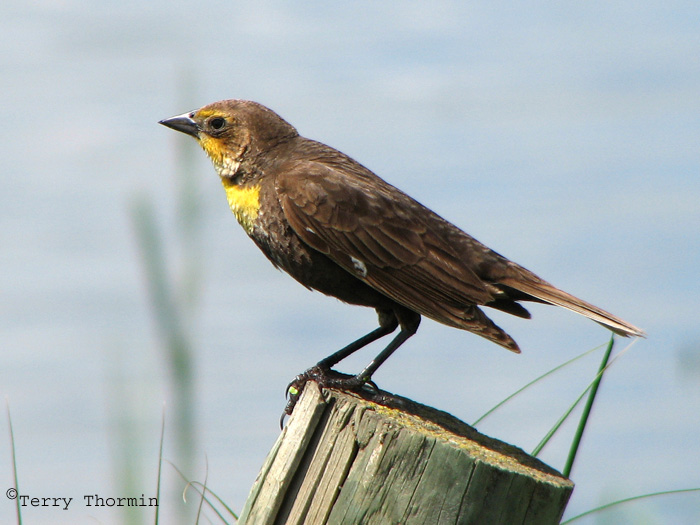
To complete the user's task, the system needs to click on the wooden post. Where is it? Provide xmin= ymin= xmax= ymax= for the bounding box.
xmin=239 ymin=382 xmax=573 ymax=525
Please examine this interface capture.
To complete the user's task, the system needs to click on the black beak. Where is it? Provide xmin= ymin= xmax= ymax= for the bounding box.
xmin=159 ymin=112 xmax=199 ymax=137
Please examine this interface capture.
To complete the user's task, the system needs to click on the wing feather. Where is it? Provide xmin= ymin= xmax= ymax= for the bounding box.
xmin=273 ymin=150 xmax=642 ymax=347
xmin=276 ymin=162 xmax=497 ymax=325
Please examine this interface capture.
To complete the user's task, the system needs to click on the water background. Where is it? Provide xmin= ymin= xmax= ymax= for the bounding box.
xmin=2 ymin=1 xmax=699 ymax=523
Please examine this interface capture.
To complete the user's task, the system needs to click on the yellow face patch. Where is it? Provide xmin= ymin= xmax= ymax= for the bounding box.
xmin=198 ymin=135 xmax=227 ymax=166
xmin=221 ymin=178 xmax=261 ymax=234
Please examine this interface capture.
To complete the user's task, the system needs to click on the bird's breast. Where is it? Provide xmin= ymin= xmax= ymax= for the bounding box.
xmin=221 ymin=178 xmax=261 ymax=234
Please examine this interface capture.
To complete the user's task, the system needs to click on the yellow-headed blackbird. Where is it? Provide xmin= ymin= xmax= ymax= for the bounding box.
xmin=160 ymin=99 xmax=644 ymax=403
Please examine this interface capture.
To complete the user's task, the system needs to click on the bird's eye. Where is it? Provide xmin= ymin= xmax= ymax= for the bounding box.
xmin=209 ymin=117 xmax=226 ymax=131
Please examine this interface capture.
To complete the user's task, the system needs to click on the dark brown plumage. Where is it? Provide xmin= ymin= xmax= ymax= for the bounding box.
xmin=160 ymin=99 xmax=645 ymax=397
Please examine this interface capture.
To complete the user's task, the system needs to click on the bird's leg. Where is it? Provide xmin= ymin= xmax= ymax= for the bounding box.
xmin=351 ymin=308 xmax=420 ymax=388
xmin=317 ymin=309 xmax=398 ymax=369
xmin=283 ymin=309 xmax=420 ymax=421
xmin=354 ymin=326 xmax=416 ymax=383
xmin=283 ymin=310 xmax=396 ymax=417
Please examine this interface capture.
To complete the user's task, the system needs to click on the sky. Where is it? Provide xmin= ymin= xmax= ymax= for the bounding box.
xmin=1 ymin=1 xmax=699 ymax=523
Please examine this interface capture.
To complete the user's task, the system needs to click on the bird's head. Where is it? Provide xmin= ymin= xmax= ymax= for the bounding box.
xmin=159 ymin=99 xmax=298 ymax=178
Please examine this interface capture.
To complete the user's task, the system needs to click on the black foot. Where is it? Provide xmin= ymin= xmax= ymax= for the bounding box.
xmin=280 ymin=366 xmax=379 ymax=427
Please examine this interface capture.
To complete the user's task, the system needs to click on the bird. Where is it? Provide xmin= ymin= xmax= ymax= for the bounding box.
xmin=160 ymin=99 xmax=645 ymax=409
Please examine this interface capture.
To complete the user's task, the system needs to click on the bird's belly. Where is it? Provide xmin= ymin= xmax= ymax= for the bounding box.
xmin=250 ymin=220 xmax=393 ymax=310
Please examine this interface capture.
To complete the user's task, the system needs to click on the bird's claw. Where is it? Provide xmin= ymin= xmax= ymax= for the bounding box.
xmin=280 ymin=366 xmax=377 ymax=426
xmin=362 ymin=379 xmax=380 ymax=395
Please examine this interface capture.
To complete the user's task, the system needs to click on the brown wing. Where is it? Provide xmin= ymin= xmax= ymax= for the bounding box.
xmin=275 ymin=160 xmax=522 ymax=351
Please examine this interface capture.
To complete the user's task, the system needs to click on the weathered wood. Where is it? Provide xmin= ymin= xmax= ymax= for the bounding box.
xmin=239 ymin=383 xmax=573 ymax=525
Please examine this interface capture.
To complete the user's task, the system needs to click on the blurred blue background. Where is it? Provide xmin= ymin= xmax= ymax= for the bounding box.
xmin=2 ymin=1 xmax=699 ymax=523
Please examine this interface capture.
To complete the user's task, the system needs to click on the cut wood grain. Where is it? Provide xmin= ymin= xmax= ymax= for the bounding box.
xmin=239 ymin=382 xmax=573 ymax=525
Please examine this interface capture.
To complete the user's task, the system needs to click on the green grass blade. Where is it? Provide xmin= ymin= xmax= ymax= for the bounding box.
xmin=154 ymin=405 xmax=165 ymax=525
xmin=194 ymin=455 xmax=208 ymax=524
xmin=472 ymin=344 xmax=604 ymax=426
xmin=560 ymin=487 xmax=700 ymax=523
xmin=167 ymin=459 xmax=238 ymax=523
xmin=131 ymin=195 xmax=196 ymax=481
xmin=6 ymin=399 xmax=22 ymax=525
xmin=531 ymin=337 xmax=637 ymax=458
xmin=186 ymin=481 xmax=239 ymax=522
xmin=562 ymin=334 xmax=614 ymax=478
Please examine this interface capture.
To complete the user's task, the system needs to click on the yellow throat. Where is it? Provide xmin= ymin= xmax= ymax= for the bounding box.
xmin=196 ymin=133 xmax=261 ymax=234
xmin=221 ymin=178 xmax=261 ymax=234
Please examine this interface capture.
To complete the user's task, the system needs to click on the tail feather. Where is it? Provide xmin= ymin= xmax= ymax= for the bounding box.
xmin=461 ymin=305 xmax=522 ymax=353
xmin=499 ymin=275 xmax=646 ymax=338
